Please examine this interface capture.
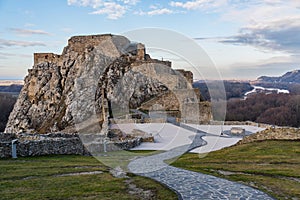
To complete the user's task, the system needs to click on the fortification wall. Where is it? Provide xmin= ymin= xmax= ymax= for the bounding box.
xmin=34 ymin=53 xmax=62 ymax=65
xmin=140 ymin=89 xmax=201 ymax=111
xmin=176 ymin=69 xmax=193 ymax=85
xmin=140 ymin=89 xmax=211 ymax=123
xmin=66 ymin=34 xmax=114 ymax=54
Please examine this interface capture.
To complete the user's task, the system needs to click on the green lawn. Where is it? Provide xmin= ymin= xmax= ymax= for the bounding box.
xmin=172 ymin=140 xmax=300 ymax=199
xmin=0 ymin=155 xmax=177 ymax=200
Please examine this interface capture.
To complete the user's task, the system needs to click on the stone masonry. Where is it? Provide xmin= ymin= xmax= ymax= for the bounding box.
xmin=0 ymin=132 xmax=141 ymax=158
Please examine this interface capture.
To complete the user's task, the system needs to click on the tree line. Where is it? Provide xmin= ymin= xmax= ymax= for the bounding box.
xmin=226 ymin=93 xmax=300 ymax=127
xmin=193 ymin=81 xmax=253 ymax=101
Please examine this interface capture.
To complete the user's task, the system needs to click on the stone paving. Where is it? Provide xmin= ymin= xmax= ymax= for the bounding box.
xmin=128 ymin=128 xmax=274 ymax=200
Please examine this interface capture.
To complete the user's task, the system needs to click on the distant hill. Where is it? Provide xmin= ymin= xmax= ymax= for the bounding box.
xmin=255 ymin=69 xmax=300 ymax=94
xmin=257 ymin=69 xmax=300 ymax=84
xmin=0 ymin=84 xmax=22 ymax=93
xmin=193 ymin=80 xmax=253 ymax=100
xmin=0 ymin=80 xmax=23 ymax=86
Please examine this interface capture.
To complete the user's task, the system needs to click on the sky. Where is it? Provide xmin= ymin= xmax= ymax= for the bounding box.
xmin=0 ymin=0 xmax=300 ymax=80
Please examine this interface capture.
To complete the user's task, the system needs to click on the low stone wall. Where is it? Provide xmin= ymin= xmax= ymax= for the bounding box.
xmin=113 ymin=118 xmax=166 ymax=124
xmin=0 ymin=132 xmax=142 ymax=158
xmin=237 ymin=127 xmax=300 ymax=145
xmin=85 ymin=138 xmax=141 ymax=154
xmin=0 ymin=142 xmax=12 ymax=158
xmin=225 ymin=121 xmax=271 ymax=128
xmin=0 ymin=133 xmax=16 ymax=158
xmin=0 ymin=132 xmax=16 ymax=141
xmin=18 ymin=137 xmax=88 ymax=157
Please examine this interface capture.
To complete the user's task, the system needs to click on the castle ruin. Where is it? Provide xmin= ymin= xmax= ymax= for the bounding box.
xmin=5 ymin=34 xmax=211 ymax=135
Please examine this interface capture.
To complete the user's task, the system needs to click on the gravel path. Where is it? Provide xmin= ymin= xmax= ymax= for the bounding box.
xmin=128 ymin=128 xmax=274 ymax=200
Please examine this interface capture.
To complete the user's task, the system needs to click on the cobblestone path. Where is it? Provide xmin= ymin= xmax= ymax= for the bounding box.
xmin=128 ymin=129 xmax=274 ymax=200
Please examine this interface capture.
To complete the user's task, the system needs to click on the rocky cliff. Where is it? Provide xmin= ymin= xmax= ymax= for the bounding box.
xmin=5 ymin=34 xmax=210 ymax=134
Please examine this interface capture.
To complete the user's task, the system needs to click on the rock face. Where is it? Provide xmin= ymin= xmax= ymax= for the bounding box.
xmin=5 ymin=34 xmax=211 ymax=134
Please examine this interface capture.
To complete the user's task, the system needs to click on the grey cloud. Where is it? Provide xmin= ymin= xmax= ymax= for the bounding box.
xmin=219 ymin=19 xmax=300 ymax=53
xmin=0 ymin=52 xmax=31 ymax=59
xmin=223 ymin=54 xmax=300 ymax=79
xmin=10 ymin=28 xmax=51 ymax=36
xmin=0 ymin=39 xmax=46 ymax=48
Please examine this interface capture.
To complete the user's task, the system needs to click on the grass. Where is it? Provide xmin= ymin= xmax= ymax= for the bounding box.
xmin=0 ymin=155 xmax=177 ymax=200
xmin=171 ymin=140 xmax=300 ymax=199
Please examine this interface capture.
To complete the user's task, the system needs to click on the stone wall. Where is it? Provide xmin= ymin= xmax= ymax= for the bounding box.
xmin=0 ymin=142 xmax=11 ymax=158
xmin=0 ymin=133 xmax=16 ymax=158
xmin=182 ymin=101 xmax=212 ymax=124
xmin=237 ymin=127 xmax=300 ymax=145
xmin=224 ymin=121 xmax=271 ymax=128
xmin=140 ymin=90 xmax=180 ymax=111
xmin=0 ymin=132 xmax=141 ymax=158
xmin=140 ymin=89 xmax=201 ymax=111
xmin=84 ymin=138 xmax=141 ymax=155
xmin=176 ymin=69 xmax=193 ymax=85
xmin=112 ymin=118 xmax=166 ymax=124
xmin=131 ymin=63 xmax=193 ymax=90
xmin=0 ymin=132 xmax=16 ymax=141
xmin=131 ymin=59 xmax=172 ymax=68
xmin=34 ymin=53 xmax=62 ymax=66
xmin=140 ymin=89 xmax=211 ymax=123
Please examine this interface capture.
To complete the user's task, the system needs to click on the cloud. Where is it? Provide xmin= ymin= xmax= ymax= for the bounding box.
xmin=220 ymin=17 xmax=300 ymax=53
xmin=67 ymin=0 xmax=139 ymax=7
xmin=121 ymin=0 xmax=139 ymax=5
xmin=0 ymin=53 xmax=10 ymax=59
xmin=170 ymin=0 xmax=226 ymax=10
xmin=67 ymin=0 xmax=140 ymax=19
xmin=148 ymin=8 xmax=173 ymax=15
xmin=89 ymin=2 xmax=126 ymax=19
xmin=186 ymin=0 xmax=300 ymax=54
xmin=137 ymin=8 xmax=174 ymax=16
xmin=10 ymin=28 xmax=51 ymax=36
xmin=224 ymin=54 xmax=300 ymax=79
xmin=170 ymin=0 xmax=209 ymax=10
xmin=61 ymin=27 xmax=73 ymax=33
xmin=24 ymin=23 xmax=35 ymax=27
xmin=0 ymin=52 xmax=31 ymax=59
xmin=170 ymin=0 xmax=300 ymax=23
xmin=0 ymin=39 xmax=46 ymax=48
xmin=67 ymin=0 xmax=103 ymax=8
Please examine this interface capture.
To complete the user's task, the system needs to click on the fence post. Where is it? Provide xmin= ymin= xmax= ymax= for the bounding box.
xmin=11 ymin=139 xmax=18 ymax=159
